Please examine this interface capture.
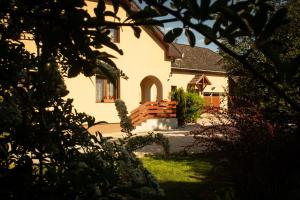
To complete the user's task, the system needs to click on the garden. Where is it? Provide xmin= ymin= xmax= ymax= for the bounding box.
xmin=1 ymin=0 xmax=300 ymax=199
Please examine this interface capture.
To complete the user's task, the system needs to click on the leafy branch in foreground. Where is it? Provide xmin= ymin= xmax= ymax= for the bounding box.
xmin=0 ymin=1 xmax=167 ymax=199
xmin=134 ymin=0 xmax=300 ymax=112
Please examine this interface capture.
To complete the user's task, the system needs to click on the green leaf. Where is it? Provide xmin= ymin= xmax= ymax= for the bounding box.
xmin=212 ymin=18 xmax=222 ymax=33
xmin=95 ymin=1 xmax=105 ymax=16
xmin=186 ymin=0 xmax=200 ymax=19
xmin=132 ymin=26 xmax=142 ymax=38
xmin=258 ymin=8 xmax=288 ymax=41
xmin=98 ymin=34 xmax=123 ymax=55
xmin=210 ymin=0 xmax=227 ymax=12
xmin=220 ymin=28 xmax=235 ymax=45
xmin=185 ymin=29 xmax=196 ymax=47
xmin=143 ymin=19 xmax=164 ymax=27
xmin=83 ymin=62 xmax=96 ymax=77
xmin=218 ymin=7 xmax=251 ymax=35
xmin=164 ymin=28 xmax=182 ymax=43
xmin=112 ymin=0 xmax=120 ymax=13
xmin=97 ymin=62 xmax=119 ymax=85
xmin=74 ymin=0 xmax=86 ymax=7
xmin=98 ymin=56 xmax=118 ymax=70
xmin=195 ymin=24 xmax=215 ymax=40
xmin=68 ymin=64 xmax=82 ymax=78
xmin=125 ymin=6 xmax=160 ymax=22
xmin=259 ymin=40 xmax=283 ymax=68
xmin=285 ymin=55 xmax=300 ymax=79
xmin=87 ymin=116 xmax=95 ymax=128
xmin=104 ymin=11 xmax=120 ymax=21
xmin=200 ymin=0 xmax=211 ymax=20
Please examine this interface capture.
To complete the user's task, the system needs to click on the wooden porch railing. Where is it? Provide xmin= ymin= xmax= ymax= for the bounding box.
xmin=130 ymin=101 xmax=177 ymax=127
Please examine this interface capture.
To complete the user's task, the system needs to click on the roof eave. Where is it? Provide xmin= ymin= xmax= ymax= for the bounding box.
xmin=119 ymin=0 xmax=182 ymax=60
xmin=166 ymin=44 xmax=182 ymax=59
xmin=171 ymin=67 xmax=227 ymax=74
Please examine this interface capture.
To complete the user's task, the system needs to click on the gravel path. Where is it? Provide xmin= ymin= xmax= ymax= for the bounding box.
xmin=100 ymin=124 xmax=207 ymax=155
xmin=89 ymin=114 xmax=223 ymax=155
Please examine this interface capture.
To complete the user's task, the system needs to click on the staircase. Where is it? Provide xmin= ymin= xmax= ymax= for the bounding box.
xmin=130 ymin=101 xmax=177 ymax=130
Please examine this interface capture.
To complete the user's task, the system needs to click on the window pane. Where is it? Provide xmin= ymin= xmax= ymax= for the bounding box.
xmin=96 ymin=78 xmax=104 ymax=101
xmin=96 ymin=75 xmax=118 ymax=102
xmin=107 ymin=81 xmax=115 ymax=98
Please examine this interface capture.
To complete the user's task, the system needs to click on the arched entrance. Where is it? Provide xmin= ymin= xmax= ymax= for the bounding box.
xmin=140 ymin=75 xmax=163 ymax=103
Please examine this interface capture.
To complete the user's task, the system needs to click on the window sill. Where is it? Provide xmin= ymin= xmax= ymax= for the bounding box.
xmin=103 ymin=99 xmax=115 ymax=103
xmin=96 ymin=99 xmax=115 ymax=103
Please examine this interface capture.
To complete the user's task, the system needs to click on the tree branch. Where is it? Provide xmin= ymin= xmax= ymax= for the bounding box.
xmin=144 ymin=0 xmax=300 ymax=112
xmin=103 ymin=18 xmax=178 ymax=27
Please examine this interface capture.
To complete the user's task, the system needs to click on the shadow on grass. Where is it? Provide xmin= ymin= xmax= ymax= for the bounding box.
xmin=142 ymin=153 xmax=234 ymax=200
xmin=158 ymin=181 xmax=215 ymax=200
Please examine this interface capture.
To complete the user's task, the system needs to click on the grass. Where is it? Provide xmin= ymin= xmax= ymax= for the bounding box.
xmin=141 ymin=154 xmax=219 ymax=200
xmin=142 ymin=155 xmax=212 ymax=183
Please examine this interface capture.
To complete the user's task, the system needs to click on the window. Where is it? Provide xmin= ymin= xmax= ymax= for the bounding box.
xmin=109 ymin=28 xmax=120 ymax=43
xmin=203 ymin=92 xmax=223 ymax=108
xmin=96 ymin=75 xmax=118 ymax=103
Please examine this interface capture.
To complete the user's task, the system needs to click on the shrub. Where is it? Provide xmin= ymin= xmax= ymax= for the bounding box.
xmin=115 ymin=99 xmax=134 ymax=135
xmin=189 ymin=101 xmax=300 ymax=200
xmin=186 ymin=92 xmax=204 ymax=123
xmin=0 ymin=84 xmax=164 ymax=200
xmin=0 ymin=33 xmax=162 ymax=200
xmin=171 ymin=88 xmax=187 ymax=126
xmin=171 ymin=88 xmax=204 ymax=125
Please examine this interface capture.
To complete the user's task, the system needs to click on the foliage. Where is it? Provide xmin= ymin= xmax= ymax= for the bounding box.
xmin=185 ymin=92 xmax=205 ymax=123
xmin=171 ymin=88 xmax=204 ymax=125
xmin=0 ymin=0 xmax=163 ymax=199
xmin=125 ymin=133 xmax=170 ymax=156
xmin=0 ymin=73 xmax=162 ymax=200
xmin=115 ymin=99 xmax=134 ymax=135
xmin=189 ymin=103 xmax=300 ymax=200
xmin=127 ymin=0 xmax=299 ymax=199
xmin=222 ymin=2 xmax=300 ymax=122
xmin=184 ymin=1 xmax=300 ymax=199
xmin=171 ymin=88 xmax=186 ymax=126
xmin=276 ymin=0 xmax=300 ymax=61
xmin=1 ymin=0 xmax=299 ymax=199
xmin=132 ymin=0 xmax=300 ymax=112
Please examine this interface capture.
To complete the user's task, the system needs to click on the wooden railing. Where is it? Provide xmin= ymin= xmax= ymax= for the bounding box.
xmin=130 ymin=101 xmax=177 ymax=127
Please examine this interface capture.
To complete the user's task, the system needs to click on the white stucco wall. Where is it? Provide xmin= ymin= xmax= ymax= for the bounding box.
xmin=168 ymin=70 xmax=228 ymax=108
xmin=21 ymin=0 xmax=228 ymax=123
xmin=64 ymin=1 xmax=172 ymax=123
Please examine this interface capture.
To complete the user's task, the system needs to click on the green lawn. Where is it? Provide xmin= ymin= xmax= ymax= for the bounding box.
xmin=141 ymin=154 xmax=220 ymax=200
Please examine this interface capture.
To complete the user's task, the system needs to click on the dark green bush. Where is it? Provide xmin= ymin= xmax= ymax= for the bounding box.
xmin=0 ymin=1 xmax=163 ymax=199
xmin=171 ymin=88 xmax=204 ymax=126
xmin=171 ymin=88 xmax=187 ymax=126
xmin=0 ymin=62 xmax=163 ymax=200
xmin=186 ymin=92 xmax=204 ymax=123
